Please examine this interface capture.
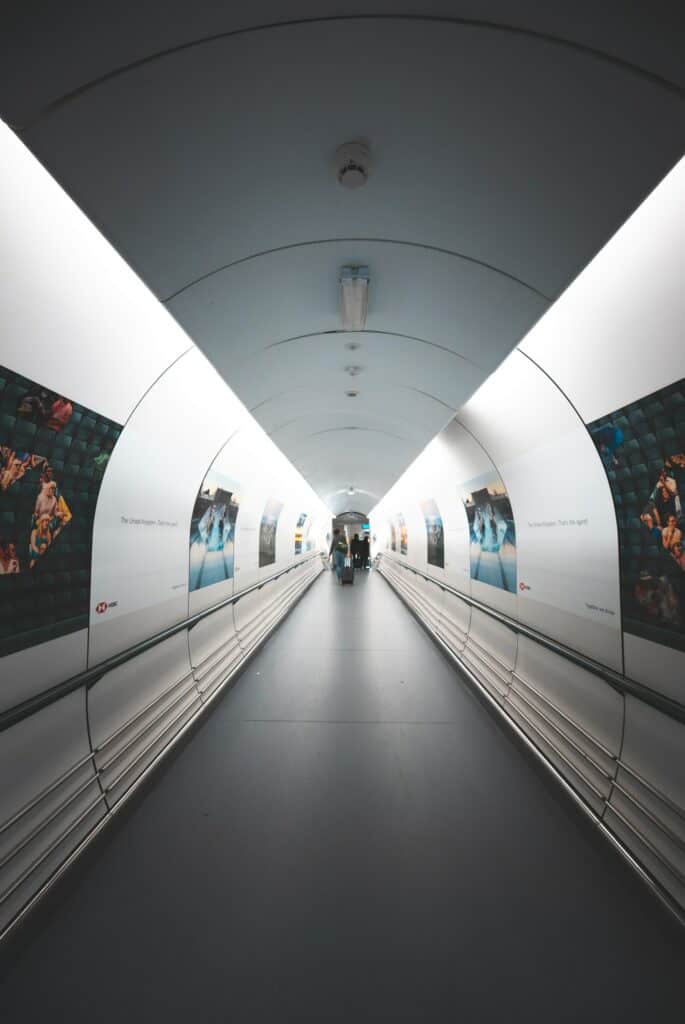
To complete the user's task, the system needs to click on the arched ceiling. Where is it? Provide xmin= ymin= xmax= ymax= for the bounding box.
xmin=3 ymin=4 xmax=684 ymax=513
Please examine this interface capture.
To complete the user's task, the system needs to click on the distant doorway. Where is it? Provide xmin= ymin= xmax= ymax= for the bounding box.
xmin=332 ymin=511 xmax=370 ymax=569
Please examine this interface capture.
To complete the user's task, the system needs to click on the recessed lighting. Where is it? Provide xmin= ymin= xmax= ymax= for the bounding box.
xmin=339 ymin=265 xmax=369 ymax=331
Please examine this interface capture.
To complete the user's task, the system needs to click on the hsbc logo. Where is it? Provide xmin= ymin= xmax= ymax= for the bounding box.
xmin=95 ymin=600 xmax=118 ymax=614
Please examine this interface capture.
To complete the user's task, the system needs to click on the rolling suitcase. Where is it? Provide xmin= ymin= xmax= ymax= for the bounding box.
xmin=341 ymin=555 xmax=354 ymax=584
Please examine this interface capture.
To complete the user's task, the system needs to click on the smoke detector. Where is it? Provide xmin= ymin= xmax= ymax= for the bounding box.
xmin=336 ymin=142 xmax=370 ymax=189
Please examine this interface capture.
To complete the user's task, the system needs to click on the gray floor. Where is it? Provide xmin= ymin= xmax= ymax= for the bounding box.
xmin=1 ymin=569 xmax=684 ymax=1022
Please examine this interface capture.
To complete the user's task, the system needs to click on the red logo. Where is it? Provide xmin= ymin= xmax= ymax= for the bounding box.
xmin=519 ymin=582 xmax=531 ymax=592
xmin=96 ymin=602 xmax=108 ymax=614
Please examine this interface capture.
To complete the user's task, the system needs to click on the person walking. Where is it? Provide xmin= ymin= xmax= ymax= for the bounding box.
xmin=329 ymin=527 xmax=348 ymax=583
xmin=361 ymin=533 xmax=370 ymax=568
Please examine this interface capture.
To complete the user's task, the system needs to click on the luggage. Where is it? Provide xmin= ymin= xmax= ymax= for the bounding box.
xmin=341 ymin=555 xmax=354 ymax=584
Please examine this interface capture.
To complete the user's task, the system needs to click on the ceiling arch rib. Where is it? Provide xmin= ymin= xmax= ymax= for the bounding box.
xmin=244 ymin=332 xmax=480 ymax=413
xmin=309 ymin=426 xmax=411 ymax=442
xmin=270 ymin=420 xmax=423 ymax=449
xmin=166 ymin=240 xmax=547 ymax=375
xmin=325 ymin=491 xmax=380 ymax=515
xmin=163 ymin=236 xmax=547 ymax=506
xmin=263 ymin=329 xmax=481 ymax=366
xmin=163 ymin=236 xmax=549 ymax=304
xmin=402 ymin=386 xmax=456 ymax=413
xmin=287 ymin=432 xmax=421 ymax=508
xmin=20 ymin=20 xmax=683 ymax=298
xmin=8 ymin=13 xmax=683 ymax=512
xmin=241 ymin=334 xmax=482 ymax=418
xmin=253 ymin=386 xmax=455 ymax=437
xmin=7 ymin=10 xmax=683 ymax=129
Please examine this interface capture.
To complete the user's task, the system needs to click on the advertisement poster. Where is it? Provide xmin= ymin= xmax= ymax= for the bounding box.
xmin=420 ymin=498 xmax=444 ymax=568
xmin=259 ymin=498 xmax=284 ymax=567
xmin=0 ymin=364 xmax=121 ymax=656
xmin=461 ymin=472 xmax=517 ymax=593
xmin=389 ymin=522 xmax=397 ymax=552
xmin=588 ymin=377 xmax=685 ymax=652
xmin=294 ymin=511 xmax=307 ymax=555
xmin=398 ymin=513 xmax=408 ymax=556
xmin=189 ymin=468 xmax=241 ymax=592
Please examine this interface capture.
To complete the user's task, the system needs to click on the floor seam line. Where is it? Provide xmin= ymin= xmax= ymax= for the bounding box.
xmin=238 ymin=718 xmax=459 ymax=725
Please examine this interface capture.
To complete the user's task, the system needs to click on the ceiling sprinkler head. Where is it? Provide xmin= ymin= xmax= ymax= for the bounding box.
xmin=345 ymin=365 xmax=363 ymax=376
xmin=336 ymin=142 xmax=370 ymax=189
xmin=345 ymin=389 xmax=360 ymax=398
xmin=345 ymin=340 xmax=361 ymax=351
xmin=347 ymin=486 xmax=355 ymax=495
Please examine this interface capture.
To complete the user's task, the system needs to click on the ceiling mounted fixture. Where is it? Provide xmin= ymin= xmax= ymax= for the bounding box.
xmin=345 ymin=389 xmax=359 ymax=398
xmin=336 ymin=141 xmax=370 ymax=189
xmin=340 ymin=265 xmax=369 ymax=331
xmin=345 ymin=365 xmax=363 ymax=376
xmin=345 ymin=340 xmax=361 ymax=351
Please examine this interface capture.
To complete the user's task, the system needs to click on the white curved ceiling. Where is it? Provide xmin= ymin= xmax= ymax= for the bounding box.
xmin=3 ymin=4 xmax=683 ymax=513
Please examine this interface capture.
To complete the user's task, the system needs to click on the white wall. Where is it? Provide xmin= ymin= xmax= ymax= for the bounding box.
xmin=0 ymin=120 xmax=189 ymax=710
xmin=0 ymin=122 xmax=329 ymax=706
xmin=373 ymin=155 xmax=685 ymax=702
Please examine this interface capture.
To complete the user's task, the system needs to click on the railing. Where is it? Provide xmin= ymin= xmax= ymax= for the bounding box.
xmin=0 ymin=552 xmax=325 ymax=734
xmin=383 ymin=556 xmax=685 ymax=725
xmin=378 ymin=553 xmax=685 ymax=926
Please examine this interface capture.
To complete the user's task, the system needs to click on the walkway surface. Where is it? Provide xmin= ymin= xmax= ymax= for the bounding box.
xmin=1 ymin=569 xmax=684 ymax=1022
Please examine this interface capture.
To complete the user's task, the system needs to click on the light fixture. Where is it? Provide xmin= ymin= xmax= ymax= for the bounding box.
xmin=340 ymin=265 xmax=369 ymax=331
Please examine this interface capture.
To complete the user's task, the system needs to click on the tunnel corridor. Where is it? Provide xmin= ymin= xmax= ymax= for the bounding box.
xmin=1 ymin=7 xmax=685 ymax=1020
xmin=1 ymin=569 xmax=683 ymax=1021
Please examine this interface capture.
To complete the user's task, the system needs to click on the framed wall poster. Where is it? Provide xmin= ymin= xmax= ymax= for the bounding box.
xmin=294 ymin=511 xmax=307 ymax=555
xmin=588 ymin=378 xmax=685 ymax=652
xmin=398 ymin=513 xmax=408 ymax=555
xmin=259 ymin=498 xmax=284 ymax=567
xmin=0 ymin=364 xmax=121 ymax=656
xmin=420 ymin=498 xmax=444 ymax=568
xmin=460 ymin=471 xmax=517 ymax=593
xmin=189 ymin=467 xmax=241 ymax=592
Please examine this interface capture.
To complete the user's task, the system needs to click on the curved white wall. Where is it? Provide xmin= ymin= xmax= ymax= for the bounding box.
xmin=372 ymin=153 xmax=685 ymax=704
xmin=2 ymin=123 xmax=685 ymax=932
xmin=372 ymin=156 xmax=685 ymax=914
xmin=0 ymin=121 xmax=330 ymax=708
xmin=0 ymin=124 xmax=331 ymax=937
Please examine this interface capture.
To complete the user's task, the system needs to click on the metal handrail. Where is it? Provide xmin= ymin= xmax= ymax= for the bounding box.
xmin=616 ymin=760 xmax=685 ymax=829
xmin=379 ymin=556 xmax=685 ymax=927
xmin=511 ymin=669 xmax=618 ymax=760
xmin=0 ymin=552 xmax=324 ymax=735
xmin=381 ymin=556 xmax=685 ymax=726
